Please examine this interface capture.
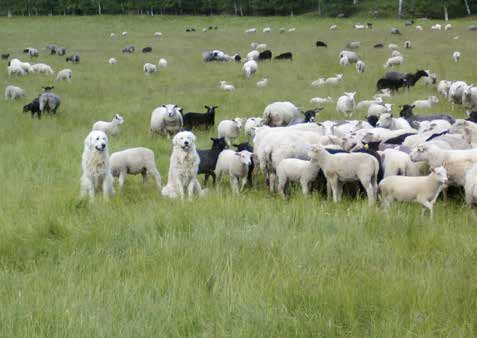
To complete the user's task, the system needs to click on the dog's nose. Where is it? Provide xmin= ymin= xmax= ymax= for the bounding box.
xmin=101 ymin=143 xmax=106 ymax=149
xmin=184 ymin=141 xmax=189 ymax=146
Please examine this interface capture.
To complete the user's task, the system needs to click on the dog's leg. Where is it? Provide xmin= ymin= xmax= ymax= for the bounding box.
xmin=80 ymin=175 xmax=94 ymax=199
xmin=187 ymin=180 xmax=196 ymax=200
xmin=103 ymin=174 xmax=114 ymax=199
xmin=175 ymin=180 xmax=185 ymax=200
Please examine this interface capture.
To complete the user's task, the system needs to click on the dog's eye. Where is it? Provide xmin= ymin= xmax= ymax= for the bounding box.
xmin=96 ymin=137 xmax=99 ymax=140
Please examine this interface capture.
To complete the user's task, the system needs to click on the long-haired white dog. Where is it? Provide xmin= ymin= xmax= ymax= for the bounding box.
xmin=80 ymin=130 xmax=114 ymax=199
xmin=161 ymin=131 xmax=206 ymax=200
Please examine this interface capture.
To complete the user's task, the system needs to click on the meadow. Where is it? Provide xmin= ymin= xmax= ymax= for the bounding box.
xmin=1 ymin=15 xmax=477 ymax=337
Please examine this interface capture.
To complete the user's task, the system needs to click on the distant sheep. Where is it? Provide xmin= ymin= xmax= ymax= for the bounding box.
xmin=336 ymin=92 xmax=356 ymax=117
xmin=158 ymin=58 xmax=168 ymax=68
xmin=39 ymin=92 xmax=61 ymax=114
xmin=144 ymin=63 xmax=157 ymax=75
xmin=219 ymin=81 xmax=235 ymax=91
xmin=4 ymin=85 xmax=25 ymax=100
xmin=92 ymin=114 xmax=125 ymax=136
xmin=356 ymin=60 xmax=365 ymax=73
xmin=66 ymin=53 xmax=80 ymax=63
xmin=413 ymin=96 xmax=439 ymax=109
xmin=32 ymin=63 xmax=54 ymax=74
xmin=256 ymin=77 xmax=268 ymax=88
xmin=108 ymin=58 xmax=117 ymax=65
xmin=243 ymin=59 xmax=258 ymax=78
xmin=453 ymin=51 xmax=461 ymax=63
xmin=56 ymin=68 xmax=72 ymax=82
xmin=142 ymin=47 xmax=152 ymax=53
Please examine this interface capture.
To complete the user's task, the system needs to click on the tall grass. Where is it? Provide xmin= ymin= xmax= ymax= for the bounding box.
xmin=0 ymin=15 xmax=476 ymax=337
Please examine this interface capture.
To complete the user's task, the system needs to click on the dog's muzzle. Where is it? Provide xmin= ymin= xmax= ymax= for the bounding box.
xmin=95 ymin=144 xmax=106 ymax=151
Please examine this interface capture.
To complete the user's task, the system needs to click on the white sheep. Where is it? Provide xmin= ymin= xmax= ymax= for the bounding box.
xmin=246 ymin=50 xmax=259 ymax=61
xmin=311 ymin=78 xmax=326 ymax=87
xmin=244 ymin=117 xmax=263 ymax=142
xmin=288 ymin=28 xmax=296 ymax=32
xmin=376 ymin=113 xmax=411 ymax=130
xmin=404 ymin=40 xmax=412 ymax=49
xmin=108 ymin=58 xmax=117 ymax=65
xmin=110 ymin=32 xmax=116 ymax=38
xmin=354 ymin=24 xmax=365 ymax=30
xmin=256 ymin=43 xmax=267 ymax=50
xmin=431 ymin=24 xmax=442 ymax=31
xmin=339 ymin=51 xmax=359 ymax=63
xmin=219 ymin=81 xmax=235 ymax=92
xmin=416 ymin=25 xmax=423 ymax=31
xmin=329 ymin=25 xmax=337 ymax=30
xmin=158 ymin=58 xmax=168 ymax=68
xmin=423 ymin=70 xmax=438 ymax=86
xmin=310 ymin=96 xmax=333 ymax=105
xmin=121 ymin=31 xmax=128 ymax=36
xmin=339 ymin=56 xmax=349 ymax=66
xmin=356 ymin=97 xmax=384 ymax=111
xmin=243 ymin=59 xmax=258 ymax=78
xmin=263 ymin=101 xmax=301 ymax=126
xmin=445 ymin=24 xmax=453 ymax=31
xmin=110 ymin=147 xmax=161 ymax=191
xmin=256 ymin=77 xmax=268 ymax=88
xmin=384 ymin=55 xmax=403 ymax=67
xmin=368 ymin=103 xmax=393 ymax=117
xmin=9 ymin=58 xmax=33 ymax=73
xmin=32 ymin=63 xmax=54 ymax=75
xmin=56 ymin=68 xmax=72 ymax=82
xmin=245 ymin=28 xmax=257 ymax=33
xmin=462 ymin=85 xmax=477 ymax=111
xmin=465 ymin=164 xmax=477 ymax=206
xmin=379 ymin=148 xmax=427 ymax=177
xmin=325 ymin=74 xmax=343 ymax=85
xmin=4 ymin=85 xmax=25 ymax=100
xmin=356 ymin=60 xmax=365 ymax=73
xmin=150 ymin=104 xmax=183 ymax=138
xmin=336 ymin=92 xmax=356 ymax=117
xmin=263 ymin=27 xmax=271 ymax=33
xmin=379 ymin=167 xmax=448 ymax=218
xmin=143 ymin=63 xmax=157 ymax=75
xmin=215 ymin=150 xmax=253 ymax=194
xmin=448 ymin=81 xmax=467 ymax=108
xmin=7 ymin=65 xmax=26 ymax=77
xmin=311 ymin=145 xmax=379 ymax=205
xmin=154 ymin=32 xmax=163 ymax=37
xmin=453 ymin=51 xmax=461 ymax=63
xmin=417 ymin=120 xmax=452 ymax=134
xmin=388 ymin=44 xmax=399 ymax=50
xmin=391 ymin=50 xmax=402 ymax=57
xmin=92 ymin=114 xmax=125 ymax=136
xmin=438 ymin=80 xmax=453 ymax=97
xmin=217 ymin=118 xmax=243 ymax=146
xmin=413 ymin=96 xmax=440 ymax=109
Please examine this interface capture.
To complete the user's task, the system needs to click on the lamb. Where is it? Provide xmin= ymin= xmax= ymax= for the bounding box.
xmin=462 ymin=85 xmax=477 ymax=111
xmin=376 ymin=113 xmax=411 ymax=130
xmin=92 ymin=114 xmax=125 ymax=136
xmin=384 ymin=55 xmax=404 ymax=68
xmin=310 ymin=96 xmax=333 ymax=105
xmin=388 ymin=44 xmax=399 ymax=50
xmin=158 ymin=58 xmax=168 ymax=68
xmin=32 ymin=63 xmax=54 ymax=74
xmin=39 ymin=92 xmax=61 ymax=114
xmin=329 ymin=25 xmax=337 ymax=30
xmin=256 ymin=77 xmax=268 ymax=88
xmin=311 ymin=78 xmax=326 ymax=87
xmin=368 ymin=103 xmax=392 ymax=117
xmin=219 ymin=81 xmax=235 ymax=92
xmin=339 ymin=50 xmax=359 ymax=63
xmin=336 ymin=92 xmax=356 ymax=117
xmin=325 ymin=74 xmax=343 ymax=85
xmin=122 ymin=45 xmax=135 ymax=53
xmin=217 ymin=118 xmax=243 ymax=146
xmin=263 ymin=101 xmax=301 ymax=126
xmin=108 ymin=58 xmax=117 ymax=65
xmin=150 ymin=104 xmax=183 ymax=138
xmin=244 ymin=117 xmax=264 ymax=142
xmin=413 ymin=96 xmax=439 ymax=109
xmin=310 ymin=145 xmax=379 ymax=205
xmin=465 ymin=164 xmax=477 ymax=206
xmin=215 ymin=150 xmax=253 ymax=194
xmin=245 ymin=28 xmax=257 ymax=33
xmin=243 ymin=59 xmax=258 ymax=78
xmin=23 ymin=48 xmax=39 ymax=57
xmin=274 ymin=52 xmax=293 ymax=60
xmin=423 ymin=70 xmax=437 ymax=86
xmin=56 ymin=68 xmax=72 ymax=82
xmin=416 ymin=25 xmax=423 ymax=31
xmin=197 ymin=137 xmax=228 ymax=185
xmin=453 ymin=51 xmax=461 ymax=63
xmin=143 ymin=63 xmax=157 ymax=75
xmin=4 ymin=85 xmax=25 ymax=100
xmin=182 ymin=105 xmax=217 ymax=130
xmin=404 ymin=40 xmax=412 ymax=49
xmin=258 ymin=50 xmax=272 ymax=60
xmin=445 ymin=24 xmax=453 ymax=31
xmin=109 ymin=147 xmax=161 ymax=191
xmin=448 ymin=81 xmax=467 ymax=108
xmin=356 ymin=60 xmax=365 ymax=73
xmin=288 ymin=28 xmax=296 ymax=32
xmin=65 ymin=53 xmax=80 ymax=63
xmin=23 ymin=97 xmax=41 ymax=118
xmin=379 ymin=167 xmax=448 ymax=218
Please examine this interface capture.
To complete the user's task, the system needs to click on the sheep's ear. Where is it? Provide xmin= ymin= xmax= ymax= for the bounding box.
xmin=204 ymin=105 xmax=209 ymax=109
xmin=213 ymin=106 xmax=219 ymax=109
xmin=210 ymin=138 xmax=216 ymax=142
xmin=235 ymin=152 xmax=241 ymax=156
xmin=161 ymin=104 xmax=166 ymax=108
xmin=411 ymin=105 xmax=416 ymax=109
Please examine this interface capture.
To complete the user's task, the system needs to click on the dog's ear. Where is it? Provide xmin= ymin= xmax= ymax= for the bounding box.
xmin=84 ymin=133 xmax=93 ymax=149
xmin=190 ymin=133 xmax=196 ymax=142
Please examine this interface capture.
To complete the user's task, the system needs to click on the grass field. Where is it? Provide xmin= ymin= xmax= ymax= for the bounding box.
xmin=1 ymin=15 xmax=477 ymax=337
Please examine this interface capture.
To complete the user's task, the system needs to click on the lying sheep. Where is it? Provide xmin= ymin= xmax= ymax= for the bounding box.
xmin=66 ymin=53 xmax=80 ymax=63
xmin=92 ymin=114 xmax=124 ymax=136
xmin=143 ymin=63 xmax=157 ymax=75
xmin=56 ymin=68 xmax=72 ymax=82
xmin=336 ymin=92 xmax=356 ymax=117
xmin=379 ymin=166 xmax=448 ymax=218
xmin=215 ymin=150 xmax=253 ymax=194
xmin=150 ymin=104 xmax=183 ymax=138
xmin=384 ymin=55 xmax=404 ymax=68
xmin=110 ymin=147 xmax=161 ymax=191
xmin=32 ymin=63 xmax=54 ymax=74
xmin=465 ymin=164 xmax=477 ymax=206
xmin=325 ymin=74 xmax=343 ymax=85
xmin=356 ymin=97 xmax=383 ymax=111
xmin=388 ymin=44 xmax=399 ymax=50
xmin=368 ymin=103 xmax=392 ymax=117
xmin=376 ymin=113 xmax=411 ymax=130
xmin=243 ymin=59 xmax=258 ymax=78
xmin=4 ymin=85 xmax=25 ymax=100
xmin=413 ymin=96 xmax=439 ymax=109
xmin=219 ymin=81 xmax=235 ymax=91
xmin=217 ymin=118 xmax=243 ymax=146
xmin=310 ymin=96 xmax=333 ymax=105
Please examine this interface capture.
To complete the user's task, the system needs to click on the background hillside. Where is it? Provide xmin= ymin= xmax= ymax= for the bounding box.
xmin=1 ymin=0 xmax=476 ymax=18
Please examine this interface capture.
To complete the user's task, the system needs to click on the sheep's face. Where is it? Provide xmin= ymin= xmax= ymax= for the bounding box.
xmin=410 ymin=144 xmax=429 ymax=162
xmin=233 ymin=118 xmax=243 ymax=129
xmin=173 ymin=131 xmax=196 ymax=151
xmin=211 ymin=137 xmax=228 ymax=150
xmin=376 ymin=114 xmax=392 ymax=128
xmin=344 ymin=92 xmax=356 ymax=100
xmin=86 ymin=130 xmax=108 ymax=152
xmin=236 ymin=151 xmax=252 ymax=166
xmin=433 ymin=167 xmax=448 ymax=185
xmin=163 ymin=104 xmax=182 ymax=118
xmin=114 ymin=114 xmax=124 ymax=124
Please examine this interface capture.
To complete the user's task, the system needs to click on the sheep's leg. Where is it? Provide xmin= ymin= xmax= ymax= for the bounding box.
xmin=149 ymin=167 xmax=162 ymax=189
xmin=175 ymin=180 xmax=185 ymax=200
xmin=336 ymin=182 xmax=344 ymax=201
xmin=361 ymin=179 xmax=376 ymax=206
xmin=204 ymin=173 xmax=209 ymax=185
xmin=277 ymin=178 xmax=287 ymax=199
xmin=269 ymin=173 xmax=277 ymax=193
xmin=230 ymin=176 xmax=239 ymax=194
xmin=418 ymin=198 xmax=434 ymax=218
xmin=300 ymin=179 xmax=310 ymax=196
xmin=326 ymin=181 xmax=332 ymax=199
xmin=442 ymin=187 xmax=448 ymax=204
xmin=240 ymin=177 xmax=247 ymax=192
xmin=211 ymin=172 xmax=217 ymax=186
xmin=329 ymin=177 xmax=339 ymax=202
xmin=118 ymin=171 xmax=127 ymax=191
xmin=142 ymin=171 xmax=149 ymax=184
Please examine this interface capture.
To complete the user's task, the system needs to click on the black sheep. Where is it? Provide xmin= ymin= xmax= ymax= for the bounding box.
xmin=233 ymin=142 xmax=254 ymax=187
xmin=384 ymin=70 xmax=428 ymax=88
xmin=66 ymin=53 xmax=80 ymax=63
xmin=367 ymin=115 xmax=379 ymax=127
xmin=384 ymin=132 xmax=416 ymax=145
xmin=315 ymin=41 xmax=327 ymax=47
xmin=122 ymin=45 xmax=135 ymax=53
xmin=376 ymin=78 xmax=407 ymax=92
xmin=466 ymin=111 xmax=477 ymax=123
xmin=1 ymin=53 xmax=10 ymax=60
xmin=182 ymin=105 xmax=217 ymax=130
xmin=399 ymin=104 xmax=456 ymax=126
xmin=197 ymin=137 xmax=228 ymax=185
xmin=23 ymin=97 xmax=41 ymax=119
xmin=373 ymin=43 xmax=384 ymax=48
xmin=142 ymin=47 xmax=152 ymax=53
xmin=274 ymin=52 xmax=292 ymax=60
xmin=258 ymin=50 xmax=272 ymax=61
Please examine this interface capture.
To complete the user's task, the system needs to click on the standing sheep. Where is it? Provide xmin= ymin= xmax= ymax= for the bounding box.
xmin=217 ymin=118 xmax=243 ymax=146
xmin=215 ymin=150 xmax=253 ymax=194
xmin=356 ymin=60 xmax=365 ymax=73
xmin=4 ymin=85 xmax=25 ymax=100
xmin=453 ymin=51 xmax=461 ymax=63
xmin=110 ymin=147 xmax=161 ymax=191
xmin=39 ymin=92 xmax=61 ymax=114
xmin=92 ymin=114 xmax=125 ymax=136
xmin=158 ymin=58 xmax=168 ymax=68
xmin=263 ymin=101 xmax=301 ymax=126
xmin=56 ymin=68 xmax=72 ymax=82
xmin=150 ymin=104 xmax=183 ymax=138
xmin=144 ymin=63 xmax=157 ymax=75
xmin=243 ymin=59 xmax=258 ymax=78
xmin=336 ymin=92 xmax=356 ymax=117
xmin=32 ymin=63 xmax=54 ymax=74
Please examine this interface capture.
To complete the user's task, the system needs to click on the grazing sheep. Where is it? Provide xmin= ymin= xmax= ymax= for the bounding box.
xmin=219 ymin=81 xmax=235 ymax=92
xmin=390 ymin=28 xmax=401 ymax=35
xmin=339 ymin=50 xmax=359 ymax=63
xmin=263 ymin=101 xmax=301 ymax=127
xmin=384 ymin=55 xmax=404 ymax=68
xmin=413 ymin=96 xmax=439 ymax=109
xmin=423 ymin=70 xmax=438 ymax=86
xmin=316 ymin=41 xmax=328 ymax=47
xmin=4 ymin=85 xmax=25 ymax=100
xmin=143 ymin=63 xmax=157 ymax=75
xmin=56 ymin=68 xmax=72 ymax=82
xmin=92 ymin=114 xmax=124 ymax=136
xmin=31 ymin=63 xmax=54 ymax=74
xmin=246 ymin=50 xmax=259 ymax=61
xmin=379 ymin=167 xmax=448 ymax=218
xmin=197 ymin=137 xmax=228 ymax=185
xmin=463 ymin=86 xmax=477 ymax=111
xmin=23 ymin=98 xmax=41 ymax=118
xmin=453 ymin=51 xmax=461 ymax=63
xmin=23 ymin=48 xmax=39 ymax=57
xmin=66 ymin=53 xmax=80 ymax=63
xmin=183 ymin=105 xmax=217 ymax=130
xmin=217 ymin=118 xmax=243 ymax=146
xmin=158 ymin=58 xmax=168 ymax=68
xmin=154 ymin=32 xmax=162 ymax=37
xmin=465 ymin=164 xmax=477 ymax=206
xmin=274 ymin=52 xmax=293 ymax=60
xmin=310 ymin=96 xmax=333 ymax=105
xmin=263 ymin=27 xmax=271 ymax=33
xmin=416 ymin=25 xmax=423 ymax=31
xmin=336 ymin=92 xmax=356 ymax=117
xmin=256 ymin=77 xmax=268 ymax=88
xmin=404 ymin=40 xmax=412 ymax=49
xmin=258 ymin=50 xmax=272 ymax=61
xmin=142 ymin=47 xmax=152 ymax=53
xmin=7 ymin=65 xmax=26 ymax=77
xmin=311 ymin=145 xmax=379 ymax=205
xmin=431 ymin=24 xmax=442 ymax=31
xmin=329 ymin=25 xmax=337 ymax=30
xmin=448 ymin=81 xmax=467 ymax=108
xmin=122 ymin=45 xmax=135 ymax=54
xmin=56 ymin=47 xmax=67 ymax=56
xmin=110 ymin=147 xmax=161 ymax=191
xmin=243 ymin=59 xmax=258 ymax=78
xmin=108 ymin=58 xmax=117 ymax=65
xmin=150 ymin=104 xmax=183 ymax=138
xmin=379 ymin=148 xmax=425 ymax=177
xmin=445 ymin=24 xmax=453 ymax=31
xmin=244 ymin=117 xmax=263 ymax=142
xmin=438 ymin=80 xmax=453 ymax=97
xmin=215 ymin=150 xmax=253 ymax=193
xmin=356 ymin=60 xmax=365 ymax=73
xmin=340 ymin=56 xmax=350 ymax=66
xmin=2 ymin=53 xmax=10 ymax=59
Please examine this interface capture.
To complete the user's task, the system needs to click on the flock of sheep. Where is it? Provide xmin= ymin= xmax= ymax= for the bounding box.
xmin=3 ymin=20 xmax=477 ymax=217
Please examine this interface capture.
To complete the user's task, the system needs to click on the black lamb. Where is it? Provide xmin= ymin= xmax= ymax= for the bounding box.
xmin=23 ymin=97 xmax=41 ymax=119
xmin=197 ymin=137 xmax=228 ymax=185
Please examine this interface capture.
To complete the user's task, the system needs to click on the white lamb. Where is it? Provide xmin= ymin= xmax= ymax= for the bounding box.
xmin=217 ymin=118 xmax=243 ymax=146
xmin=380 ymin=148 xmax=427 ymax=177
xmin=4 ymin=85 xmax=25 ymax=100
xmin=379 ymin=167 xmax=448 ymax=218
xmin=56 ymin=68 xmax=72 ymax=82
xmin=384 ymin=55 xmax=403 ymax=67
xmin=412 ymin=96 xmax=440 ymax=109
xmin=336 ymin=92 xmax=356 ymax=117
xmin=325 ymin=74 xmax=343 ymax=85
xmin=215 ymin=150 xmax=253 ymax=194
xmin=445 ymin=24 xmax=453 ymax=31
xmin=438 ymin=80 xmax=453 ymax=97
xmin=244 ymin=117 xmax=264 ymax=142
xmin=108 ymin=58 xmax=117 ymax=65
xmin=92 ymin=114 xmax=125 ymax=136
xmin=368 ymin=103 xmax=392 ymax=117
xmin=32 ymin=63 xmax=54 ymax=75
xmin=150 ymin=104 xmax=183 ymax=138
xmin=356 ymin=97 xmax=384 ymax=111
xmin=110 ymin=147 xmax=161 ymax=191
xmin=256 ymin=77 xmax=268 ymax=88
xmin=158 ymin=58 xmax=168 ymax=68
xmin=465 ymin=164 xmax=477 ymax=206
xmin=245 ymin=28 xmax=257 ymax=33
xmin=356 ymin=60 xmax=365 ymax=73
xmin=311 ymin=78 xmax=326 ymax=87
xmin=462 ymin=85 xmax=477 ymax=111
xmin=219 ymin=81 xmax=235 ymax=92
xmin=310 ymin=96 xmax=333 ymax=105
xmin=243 ymin=59 xmax=258 ymax=78
xmin=453 ymin=51 xmax=461 ymax=63
xmin=376 ymin=113 xmax=411 ymax=130
xmin=143 ymin=63 xmax=157 ymax=75
xmin=339 ymin=51 xmax=359 ymax=63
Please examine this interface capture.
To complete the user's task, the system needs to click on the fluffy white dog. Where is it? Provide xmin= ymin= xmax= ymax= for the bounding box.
xmin=161 ymin=131 xmax=206 ymax=200
xmin=80 ymin=130 xmax=114 ymax=199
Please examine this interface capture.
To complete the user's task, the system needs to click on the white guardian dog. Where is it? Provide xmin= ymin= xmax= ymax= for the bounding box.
xmin=161 ymin=131 xmax=206 ymax=200
xmin=80 ymin=130 xmax=114 ymax=199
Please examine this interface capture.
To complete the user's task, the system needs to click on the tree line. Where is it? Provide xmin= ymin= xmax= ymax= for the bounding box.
xmin=1 ymin=0 xmax=475 ymax=18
